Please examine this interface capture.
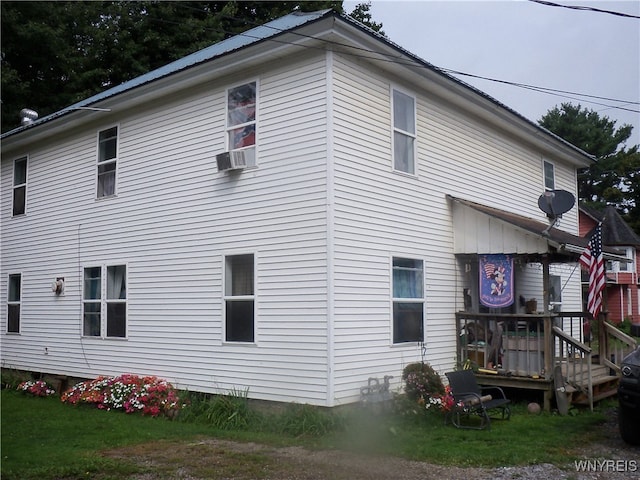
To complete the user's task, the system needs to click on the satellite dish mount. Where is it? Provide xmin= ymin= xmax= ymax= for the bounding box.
xmin=537 ymin=190 xmax=575 ymax=236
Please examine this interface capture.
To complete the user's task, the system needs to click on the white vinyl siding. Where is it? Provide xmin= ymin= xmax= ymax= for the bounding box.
xmin=0 ymin=51 xmax=329 ymax=405
xmin=330 ymin=52 xmax=583 ymax=403
xmin=0 ymin=30 xmax=588 ymax=408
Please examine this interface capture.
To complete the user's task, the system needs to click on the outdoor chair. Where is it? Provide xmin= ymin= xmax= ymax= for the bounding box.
xmin=445 ymin=370 xmax=511 ymax=430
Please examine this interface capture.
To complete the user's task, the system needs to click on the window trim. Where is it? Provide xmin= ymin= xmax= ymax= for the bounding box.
xmin=543 ymin=159 xmax=555 ymax=191
xmin=96 ymin=125 xmax=119 ymax=199
xmin=391 ymin=86 xmax=417 ymax=176
xmin=225 ymin=80 xmax=258 ymax=168
xmin=12 ymin=156 xmax=28 ymax=216
xmin=391 ymin=256 xmax=425 ymax=345
xmin=82 ymin=263 xmax=127 ymax=339
xmin=222 ymin=252 xmax=256 ymax=344
xmin=7 ymin=273 xmax=22 ymax=334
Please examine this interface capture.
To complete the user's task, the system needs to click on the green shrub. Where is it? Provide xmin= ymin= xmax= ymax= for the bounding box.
xmin=275 ymin=403 xmax=344 ymax=437
xmin=401 ymin=362 xmax=444 ymax=402
xmin=180 ymin=388 xmax=258 ymax=430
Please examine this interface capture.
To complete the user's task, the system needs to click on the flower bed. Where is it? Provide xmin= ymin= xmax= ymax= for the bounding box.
xmin=61 ymin=374 xmax=184 ymax=418
xmin=17 ymin=379 xmax=56 ymax=397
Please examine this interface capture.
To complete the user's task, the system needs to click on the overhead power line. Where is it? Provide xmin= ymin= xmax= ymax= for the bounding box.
xmin=528 ymin=0 xmax=640 ymax=19
xmin=145 ymin=8 xmax=640 ymax=115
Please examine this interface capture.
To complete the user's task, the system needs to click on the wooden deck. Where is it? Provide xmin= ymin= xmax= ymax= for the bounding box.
xmin=456 ymin=311 xmax=637 ymax=412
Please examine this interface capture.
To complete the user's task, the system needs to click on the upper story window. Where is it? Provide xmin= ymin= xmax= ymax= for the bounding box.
xmin=97 ymin=126 xmax=118 ymax=198
xmin=606 ymin=248 xmax=635 ymax=273
xmin=12 ymin=157 xmax=27 ymax=216
xmin=619 ymin=247 xmax=635 ymax=272
xmin=7 ymin=274 xmax=21 ymax=333
xmin=392 ymin=89 xmax=416 ymax=175
xmin=83 ymin=264 xmax=127 ymax=338
xmin=392 ymin=257 xmax=424 ymax=343
xmin=224 ymin=253 xmax=255 ymax=343
xmin=227 ymin=82 xmax=257 ymax=167
xmin=543 ymin=160 xmax=555 ymax=191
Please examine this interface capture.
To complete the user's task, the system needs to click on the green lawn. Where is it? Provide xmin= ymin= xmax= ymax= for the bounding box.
xmin=1 ymin=389 xmax=611 ymax=479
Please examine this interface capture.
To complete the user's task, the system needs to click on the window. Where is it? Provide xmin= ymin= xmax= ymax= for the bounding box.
xmin=7 ymin=274 xmax=21 ymax=333
xmin=12 ymin=157 xmax=27 ymax=216
xmin=549 ymin=275 xmax=562 ymax=304
xmin=392 ymin=257 xmax=424 ymax=343
xmin=227 ymin=82 xmax=256 ymax=167
xmin=224 ymin=254 xmax=254 ymax=342
xmin=619 ymin=247 xmax=634 ymax=272
xmin=83 ymin=265 xmax=126 ymax=337
xmin=97 ymin=126 xmax=118 ymax=197
xmin=392 ymin=89 xmax=416 ymax=174
xmin=543 ymin=160 xmax=555 ymax=191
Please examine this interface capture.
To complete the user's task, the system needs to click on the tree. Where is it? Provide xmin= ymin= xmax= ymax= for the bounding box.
xmin=1 ymin=1 xmax=381 ymax=134
xmin=539 ymin=103 xmax=640 ymax=234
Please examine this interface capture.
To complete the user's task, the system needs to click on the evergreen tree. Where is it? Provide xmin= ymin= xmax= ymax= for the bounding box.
xmin=539 ymin=103 xmax=640 ymax=234
xmin=1 ymin=1 xmax=381 ymax=133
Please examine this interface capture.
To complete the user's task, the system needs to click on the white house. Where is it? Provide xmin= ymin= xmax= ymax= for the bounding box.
xmin=1 ymin=10 xmax=601 ymax=407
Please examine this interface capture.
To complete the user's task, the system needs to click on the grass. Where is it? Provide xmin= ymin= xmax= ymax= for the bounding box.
xmin=1 ymin=388 xmax=612 ymax=479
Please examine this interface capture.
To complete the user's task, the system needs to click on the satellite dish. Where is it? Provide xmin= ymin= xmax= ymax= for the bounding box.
xmin=538 ymin=190 xmax=575 ymax=218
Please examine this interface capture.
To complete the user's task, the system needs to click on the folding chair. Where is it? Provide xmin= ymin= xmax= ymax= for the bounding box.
xmin=445 ymin=370 xmax=511 ymax=430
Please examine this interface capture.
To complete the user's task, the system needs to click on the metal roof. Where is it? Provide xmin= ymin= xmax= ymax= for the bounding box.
xmin=2 ymin=9 xmax=333 ymax=137
xmin=0 ymin=8 xmax=596 ymax=163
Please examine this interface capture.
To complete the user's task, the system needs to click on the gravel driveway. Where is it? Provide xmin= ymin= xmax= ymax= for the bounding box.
xmin=105 ymin=409 xmax=638 ymax=480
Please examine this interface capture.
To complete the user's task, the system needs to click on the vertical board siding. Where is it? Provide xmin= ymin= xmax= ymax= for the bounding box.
xmin=330 ymin=53 xmax=583 ymax=403
xmin=1 ymin=53 xmax=330 ymax=405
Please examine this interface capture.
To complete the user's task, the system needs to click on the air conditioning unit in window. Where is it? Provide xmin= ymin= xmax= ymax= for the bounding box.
xmin=216 ymin=150 xmax=247 ymax=172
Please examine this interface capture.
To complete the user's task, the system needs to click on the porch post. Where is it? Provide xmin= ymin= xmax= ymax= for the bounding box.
xmin=542 ymin=255 xmax=554 ymax=411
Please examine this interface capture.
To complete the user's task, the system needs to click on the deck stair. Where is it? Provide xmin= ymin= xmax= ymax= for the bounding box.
xmin=561 ymin=363 xmax=619 ymax=406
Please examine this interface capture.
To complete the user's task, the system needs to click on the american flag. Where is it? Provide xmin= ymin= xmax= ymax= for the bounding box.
xmin=579 ymin=223 xmax=605 ymax=319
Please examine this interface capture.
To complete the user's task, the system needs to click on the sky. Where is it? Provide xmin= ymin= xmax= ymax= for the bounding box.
xmin=344 ymin=0 xmax=640 ymax=147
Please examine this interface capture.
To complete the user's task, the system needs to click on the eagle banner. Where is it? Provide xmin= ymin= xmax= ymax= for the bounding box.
xmin=479 ymin=254 xmax=514 ymax=308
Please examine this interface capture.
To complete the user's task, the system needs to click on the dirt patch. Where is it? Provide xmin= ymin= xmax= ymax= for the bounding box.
xmin=104 ymin=409 xmax=638 ymax=480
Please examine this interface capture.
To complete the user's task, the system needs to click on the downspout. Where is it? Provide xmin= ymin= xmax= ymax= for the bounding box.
xmin=325 ymin=49 xmax=336 ymax=407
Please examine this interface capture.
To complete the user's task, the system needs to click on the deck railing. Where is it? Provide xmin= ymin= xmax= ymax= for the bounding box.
xmin=551 ymin=325 xmax=593 ymax=411
xmin=601 ymin=321 xmax=638 ymax=373
xmin=455 ymin=312 xmax=550 ymax=378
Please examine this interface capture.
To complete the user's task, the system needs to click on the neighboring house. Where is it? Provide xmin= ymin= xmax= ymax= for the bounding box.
xmin=580 ymin=205 xmax=640 ymax=334
xmin=1 ymin=10 xmax=618 ymax=407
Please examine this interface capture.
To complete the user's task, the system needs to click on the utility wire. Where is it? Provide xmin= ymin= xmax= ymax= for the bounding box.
xmin=528 ymin=0 xmax=640 ymax=19
xmin=144 ymin=8 xmax=640 ymax=114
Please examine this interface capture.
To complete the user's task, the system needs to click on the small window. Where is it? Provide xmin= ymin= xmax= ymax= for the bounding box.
xmin=543 ymin=160 xmax=555 ymax=191
xmin=83 ymin=265 xmax=126 ymax=337
xmin=97 ymin=127 xmax=118 ymax=197
xmin=224 ymin=254 xmax=255 ymax=342
xmin=12 ymin=157 xmax=27 ymax=216
xmin=7 ymin=274 xmax=21 ymax=333
xmin=619 ymin=247 xmax=634 ymax=272
xmin=392 ymin=89 xmax=416 ymax=174
xmin=227 ymin=82 xmax=257 ymax=167
xmin=549 ymin=275 xmax=562 ymax=304
xmin=392 ymin=257 xmax=424 ymax=343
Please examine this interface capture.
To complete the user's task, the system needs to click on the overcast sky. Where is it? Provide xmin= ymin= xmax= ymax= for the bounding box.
xmin=344 ymin=0 xmax=640 ymax=146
